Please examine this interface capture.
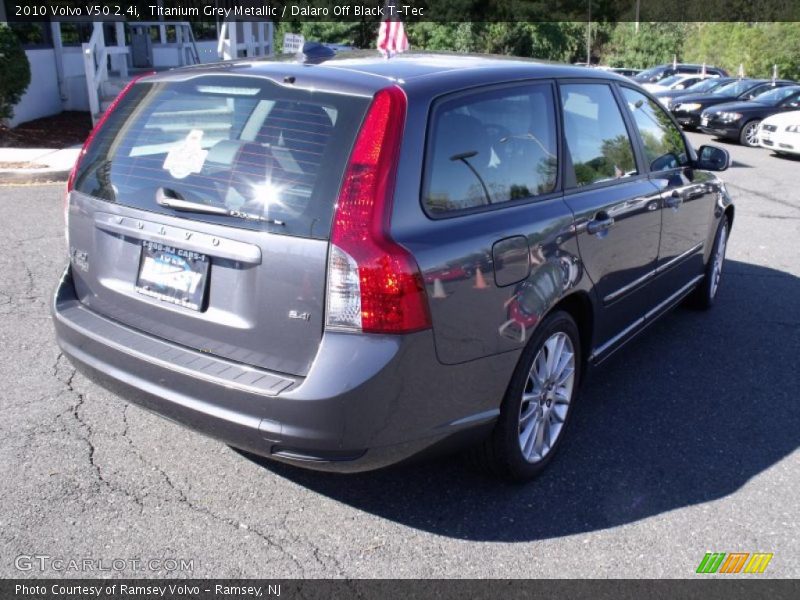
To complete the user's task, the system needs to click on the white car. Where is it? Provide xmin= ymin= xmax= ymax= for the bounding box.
xmin=757 ymin=110 xmax=800 ymax=156
xmin=642 ymin=74 xmax=716 ymax=93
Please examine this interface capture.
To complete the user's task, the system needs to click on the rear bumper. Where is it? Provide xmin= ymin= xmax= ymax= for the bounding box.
xmin=52 ymin=265 xmax=507 ymax=472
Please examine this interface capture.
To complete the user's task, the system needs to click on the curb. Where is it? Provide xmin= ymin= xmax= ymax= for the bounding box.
xmin=0 ymin=168 xmax=70 ymax=185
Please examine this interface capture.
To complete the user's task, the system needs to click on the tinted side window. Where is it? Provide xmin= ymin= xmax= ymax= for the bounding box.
xmin=783 ymin=93 xmax=800 ymax=109
xmin=743 ymin=84 xmax=770 ymax=100
xmin=621 ymin=87 xmax=689 ymax=172
xmin=560 ymin=83 xmax=638 ymax=187
xmin=423 ymin=84 xmax=558 ymax=214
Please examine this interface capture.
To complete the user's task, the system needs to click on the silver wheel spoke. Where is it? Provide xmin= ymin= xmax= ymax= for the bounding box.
xmin=554 ymin=361 xmax=574 ymax=385
xmin=552 ymin=349 xmax=573 ymax=382
xmin=532 ymin=353 xmax=548 ymax=385
xmin=519 ymin=402 xmax=538 ymax=426
xmin=533 ymin=415 xmax=549 ymax=457
xmin=550 ymin=406 xmax=566 ymax=423
xmin=543 ymin=336 xmax=561 ymax=378
xmin=710 ymin=225 xmax=727 ymax=298
xmin=521 ymin=417 xmax=539 ymax=459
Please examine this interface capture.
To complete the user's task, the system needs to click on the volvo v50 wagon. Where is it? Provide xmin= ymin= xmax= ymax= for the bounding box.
xmin=53 ymin=54 xmax=733 ymax=481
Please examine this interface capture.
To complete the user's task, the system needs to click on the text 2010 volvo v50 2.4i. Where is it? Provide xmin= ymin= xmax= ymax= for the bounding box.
xmin=53 ymin=54 xmax=734 ymax=481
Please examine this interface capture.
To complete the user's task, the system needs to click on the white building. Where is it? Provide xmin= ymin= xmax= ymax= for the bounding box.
xmin=1 ymin=15 xmax=273 ymax=127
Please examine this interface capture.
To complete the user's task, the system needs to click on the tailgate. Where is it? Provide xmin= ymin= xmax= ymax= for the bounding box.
xmin=66 ymin=74 xmax=369 ymax=377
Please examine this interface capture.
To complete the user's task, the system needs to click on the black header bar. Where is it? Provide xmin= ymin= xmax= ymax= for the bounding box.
xmin=3 ymin=0 xmax=800 ymax=23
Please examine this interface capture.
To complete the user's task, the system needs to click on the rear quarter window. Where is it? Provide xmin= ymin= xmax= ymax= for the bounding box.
xmin=422 ymin=83 xmax=559 ymax=215
xmin=73 ymin=75 xmax=370 ymax=239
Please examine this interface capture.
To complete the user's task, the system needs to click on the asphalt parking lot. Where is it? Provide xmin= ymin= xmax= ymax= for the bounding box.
xmin=0 ymin=132 xmax=797 ymax=578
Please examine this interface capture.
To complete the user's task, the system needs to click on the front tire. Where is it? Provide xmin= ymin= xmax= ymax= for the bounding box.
xmin=690 ymin=216 xmax=729 ymax=309
xmin=471 ymin=311 xmax=582 ymax=482
xmin=740 ymin=120 xmax=761 ymax=147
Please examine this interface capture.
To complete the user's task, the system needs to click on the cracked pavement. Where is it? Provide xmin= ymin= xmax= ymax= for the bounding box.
xmin=0 ymin=133 xmax=798 ymax=578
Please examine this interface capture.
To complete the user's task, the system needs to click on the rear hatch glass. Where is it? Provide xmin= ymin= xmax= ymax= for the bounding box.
xmin=68 ymin=75 xmax=369 ymax=377
xmin=73 ymin=75 xmax=369 ymax=240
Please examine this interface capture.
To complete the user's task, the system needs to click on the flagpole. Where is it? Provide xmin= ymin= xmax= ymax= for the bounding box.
xmin=586 ymin=0 xmax=591 ymax=65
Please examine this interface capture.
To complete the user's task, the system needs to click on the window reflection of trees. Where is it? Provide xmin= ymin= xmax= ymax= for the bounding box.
xmin=424 ymin=86 xmax=559 ymax=214
xmin=623 ymin=89 xmax=688 ymax=171
xmin=573 ymin=134 xmax=637 ymax=186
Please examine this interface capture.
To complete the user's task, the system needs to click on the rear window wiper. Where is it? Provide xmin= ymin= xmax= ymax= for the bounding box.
xmin=156 ymin=188 xmax=285 ymax=226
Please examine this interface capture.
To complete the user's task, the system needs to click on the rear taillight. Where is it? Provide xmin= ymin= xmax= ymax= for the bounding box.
xmin=64 ymin=73 xmax=152 ymax=250
xmin=325 ymin=85 xmax=431 ymax=334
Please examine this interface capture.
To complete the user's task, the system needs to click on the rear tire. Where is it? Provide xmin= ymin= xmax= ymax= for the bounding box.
xmin=739 ymin=120 xmax=761 ymax=147
xmin=470 ymin=310 xmax=582 ymax=482
xmin=690 ymin=216 xmax=729 ymax=310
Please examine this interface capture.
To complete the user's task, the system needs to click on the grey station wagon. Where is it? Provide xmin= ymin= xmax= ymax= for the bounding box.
xmin=53 ymin=53 xmax=734 ymax=481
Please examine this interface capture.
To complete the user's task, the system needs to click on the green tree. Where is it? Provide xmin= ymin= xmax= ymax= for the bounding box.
xmin=603 ymin=23 xmax=687 ymax=69
xmin=0 ymin=23 xmax=31 ymax=122
xmin=683 ymin=22 xmax=800 ymax=80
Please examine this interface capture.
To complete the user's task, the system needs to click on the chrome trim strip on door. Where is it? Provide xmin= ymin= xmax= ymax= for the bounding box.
xmin=644 ymin=274 xmax=704 ymax=320
xmin=655 ymin=242 xmax=704 ymax=276
xmin=603 ymin=271 xmax=656 ymax=304
xmin=94 ymin=212 xmax=262 ymax=265
xmin=590 ymin=317 xmax=645 ymax=359
xmin=590 ymin=274 xmax=704 ymax=362
xmin=603 ymin=242 xmax=703 ymax=304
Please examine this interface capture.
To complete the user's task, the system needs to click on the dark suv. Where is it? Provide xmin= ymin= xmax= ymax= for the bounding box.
xmin=53 ymin=54 xmax=733 ymax=481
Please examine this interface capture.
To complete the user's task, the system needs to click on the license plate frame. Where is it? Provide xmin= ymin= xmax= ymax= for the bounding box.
xmin=135 ymin=240 xmax=210 ymax=311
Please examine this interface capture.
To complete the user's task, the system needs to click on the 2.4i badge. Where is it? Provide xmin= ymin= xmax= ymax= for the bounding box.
xmin=70 ymin=247 xmax=89 ymax=272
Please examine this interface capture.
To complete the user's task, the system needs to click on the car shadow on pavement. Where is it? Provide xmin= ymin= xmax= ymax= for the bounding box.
xmin=769 ymin=152 xmax=800 ymax=162
xmin=241 ymin=259 xmax=800 ymax=542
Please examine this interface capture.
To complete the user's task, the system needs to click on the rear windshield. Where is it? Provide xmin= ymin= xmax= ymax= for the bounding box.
xmin=73 ymin=75 xmax=370 ymax=239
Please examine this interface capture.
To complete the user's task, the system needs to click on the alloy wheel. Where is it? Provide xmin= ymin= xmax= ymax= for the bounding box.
xmin=518 ymin=332 xmax=575 ymax=463
xmin=744 ymin=123 xmax=760 ymax=146
xmin=710 ymin=222 xmax=728 ymax=299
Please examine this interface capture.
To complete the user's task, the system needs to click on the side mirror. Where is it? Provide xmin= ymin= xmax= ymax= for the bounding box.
xmin=696 ymin=145 xmax=730 ymax=171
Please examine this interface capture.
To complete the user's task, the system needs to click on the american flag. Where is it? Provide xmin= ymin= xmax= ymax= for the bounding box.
xmin=377 ymin=0 xmax=409 ymax=58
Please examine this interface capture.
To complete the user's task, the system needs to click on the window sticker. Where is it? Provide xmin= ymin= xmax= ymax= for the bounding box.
xmin=162 ymin=129 xmax=209 ymax=179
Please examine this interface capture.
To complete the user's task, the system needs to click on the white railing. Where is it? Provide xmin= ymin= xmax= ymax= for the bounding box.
xmin=82 ymin=23 xmax=129 ymax=123
xmin=218 ymin=22 xmax=273 ymax=61
xmin=134 ymin=21 xmax=201 ymax=66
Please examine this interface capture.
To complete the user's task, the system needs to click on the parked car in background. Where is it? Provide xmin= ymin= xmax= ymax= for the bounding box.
xmin=671 ymin=79 xmax=797 ymax=129
xmin=609 ymin=67 xmax=641 ymax=78
xmin=700 ymin=85 xmax=800 ymax=146
xmin=757 ymin=110 xmax=800 ymax=156
xmin=654 ymin=77 xmax=735 ymax=109
xmin=642 ymin=74 xmax=717 ymax=94
xmin=53 ymin=55 xmax=734 ymax=481
xmin=634 ymin=64 xmax=728 ymax=84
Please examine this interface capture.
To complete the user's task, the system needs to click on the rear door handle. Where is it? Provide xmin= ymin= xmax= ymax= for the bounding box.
xmin=663 ymin=190 xmax=683 ymax=209
xmin=586 ymin=216 xmax=615 ymax=235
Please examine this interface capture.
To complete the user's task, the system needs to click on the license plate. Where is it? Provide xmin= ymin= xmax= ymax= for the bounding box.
xmin=136 ymin=240 xmax=209 ymax=311
xmin=701 ymin=117 xmax=709 ymax=127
